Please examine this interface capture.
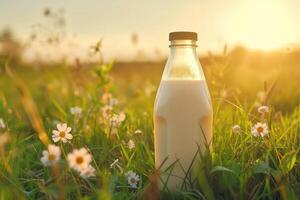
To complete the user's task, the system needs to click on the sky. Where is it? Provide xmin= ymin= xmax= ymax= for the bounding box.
xmin=1 ymin=0 xmax=300 ymax=61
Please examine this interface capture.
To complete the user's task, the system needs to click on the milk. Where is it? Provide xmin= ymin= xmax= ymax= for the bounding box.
xmin=154 ymin=79 xmax=213 ymax=190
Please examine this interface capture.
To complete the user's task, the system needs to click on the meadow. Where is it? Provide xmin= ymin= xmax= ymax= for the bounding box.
xmin=0 ymin=40 xmax=300 ymax=200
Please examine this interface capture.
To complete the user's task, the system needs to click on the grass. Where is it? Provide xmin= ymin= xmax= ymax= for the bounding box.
xmin=0 ymin=50 xmax=300 ymax=200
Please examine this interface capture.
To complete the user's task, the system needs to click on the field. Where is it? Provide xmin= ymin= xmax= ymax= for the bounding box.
xmin=1 ymin=43 xmax=300 ymax=200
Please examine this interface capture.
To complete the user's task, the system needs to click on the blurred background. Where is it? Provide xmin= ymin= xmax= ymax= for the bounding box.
xmin=1 ymin=0 xmax=300 ymax=111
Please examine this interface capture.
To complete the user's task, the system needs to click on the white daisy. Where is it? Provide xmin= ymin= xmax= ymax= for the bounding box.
xmin=125 ymin=171 xmax=140 ymax=189
xmin=79 ymin=165 xmax=96 ymax=178
xmin=257 ymin=105 xmax=269 ymax=114
xmin=52 ymin=123 xmax=73 ymax=143
xmin=127 ymin=139 xmax=135 ymax=150
xmin=70 ymin=106 xmax=82 ymax=115
xmin=41 ymin=144 xmax=61 ymax=166
xmin=232 ymin=125 xmax=241 ymax=134
xmin=67 ymin=148 xmax=92 ymax=171
xmin=0 ymin=118 xmax=5 ymax=129
xmin=251 ymin=122 xmax=269 ymax=137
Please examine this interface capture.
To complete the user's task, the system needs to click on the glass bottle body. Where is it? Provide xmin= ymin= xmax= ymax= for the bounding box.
xmin=153 ymin=39 xmax=213 ymax=190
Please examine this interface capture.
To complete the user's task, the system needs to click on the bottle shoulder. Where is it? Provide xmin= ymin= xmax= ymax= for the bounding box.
xmin=154 ymin=79 xmax=212 ymax=110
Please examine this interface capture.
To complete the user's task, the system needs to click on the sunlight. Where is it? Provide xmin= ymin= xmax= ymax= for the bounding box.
xmin=225 ymin=0 xmax=297 ymax=50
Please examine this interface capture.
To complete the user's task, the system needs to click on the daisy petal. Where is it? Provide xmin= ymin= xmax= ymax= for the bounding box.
xmin=61 ymin=138 xmax=67 ymax=143
xmin=57 ymin=123 xmax=62 ymax=131
xmin=42 ymin=150 xmax=48 ymax=156
xmin=52 ymin=136 xmax=60 ymax=142
xmin=66 ymin=127 xmax=72 ymax=133
xmin=66 ymin=133 xmax=73 ymax=140
xmin=62 ymin=123 xmax=67 ymax=130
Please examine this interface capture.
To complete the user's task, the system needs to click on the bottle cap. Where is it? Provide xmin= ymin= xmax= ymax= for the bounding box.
xmin=169 ymin=32 xmax=197 ymax=41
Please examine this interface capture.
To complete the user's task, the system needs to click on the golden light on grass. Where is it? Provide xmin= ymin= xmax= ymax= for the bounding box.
xmin=5 ymin=63 xmax=51 ymax=147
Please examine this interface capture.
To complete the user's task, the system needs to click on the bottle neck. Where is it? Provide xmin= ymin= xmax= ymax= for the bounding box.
xmin=168 ymin=40 xmax=198 ymax=61
xmin=169 ymin=39 xmax=197 ymax=47
xmin=163 ymin=40 xmax=203 ymax=80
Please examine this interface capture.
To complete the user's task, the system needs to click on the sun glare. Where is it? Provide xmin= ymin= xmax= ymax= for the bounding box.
xmin=225 ymin=0 xmax=297 ymax=50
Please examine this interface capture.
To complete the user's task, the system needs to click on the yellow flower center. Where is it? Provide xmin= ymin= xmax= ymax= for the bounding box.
xmin=130 ymin=177 xmax=136 ymax=184
xmin=59 ymin=131 xmax=66 ymax=138
xmin=48 ymin=154 xmax=56 ymax=161
xmin=76 ymin=156 xmax=84 ymax=164
xmin=257 ymin=126 xmax=264 ymax=133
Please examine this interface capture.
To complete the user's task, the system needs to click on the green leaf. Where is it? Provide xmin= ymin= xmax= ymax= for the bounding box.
xmin=280 ymin=151 xmax=297 ymax=173
xmin=210 ymin=165 xmax=236 ymax=175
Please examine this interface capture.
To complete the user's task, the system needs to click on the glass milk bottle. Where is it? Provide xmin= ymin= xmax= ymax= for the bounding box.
xmin=153 ymin=32 xmax=213 ymax=190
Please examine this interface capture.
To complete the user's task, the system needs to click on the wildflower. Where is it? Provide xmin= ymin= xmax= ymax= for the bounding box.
xmin=102 ymin=105 xmax=112 ymax=118
xmin=110 ymin=112 xmax=126 ymax=127
xmin=134 ymin=129 xmax=142 ymax=134
xmin=80 ymin=165 xmax=96 ymax=178
xmin=52 ymin=123 xmax=73 ymax=143
xmin=67 ymin=148 xmax=92 ymax=171
xmin=41 ymin=144 xmax=61 ymax=166
xmin=251 ymin=122 xmax=269 ymax=137
xmin=125 ymin=171 xmax=140 ymax=189
xmin=257 ymin=105 xmax=269 ymax=114
xmin=0 ymin=118 xmax=5 ymax=129
xmin=127 ymin=139 xmax=135 ymax=150
xmin=232 ymin=125 xmax=241 ymax=134
xmin=70 ymin=106 xmax=82 ymax=115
